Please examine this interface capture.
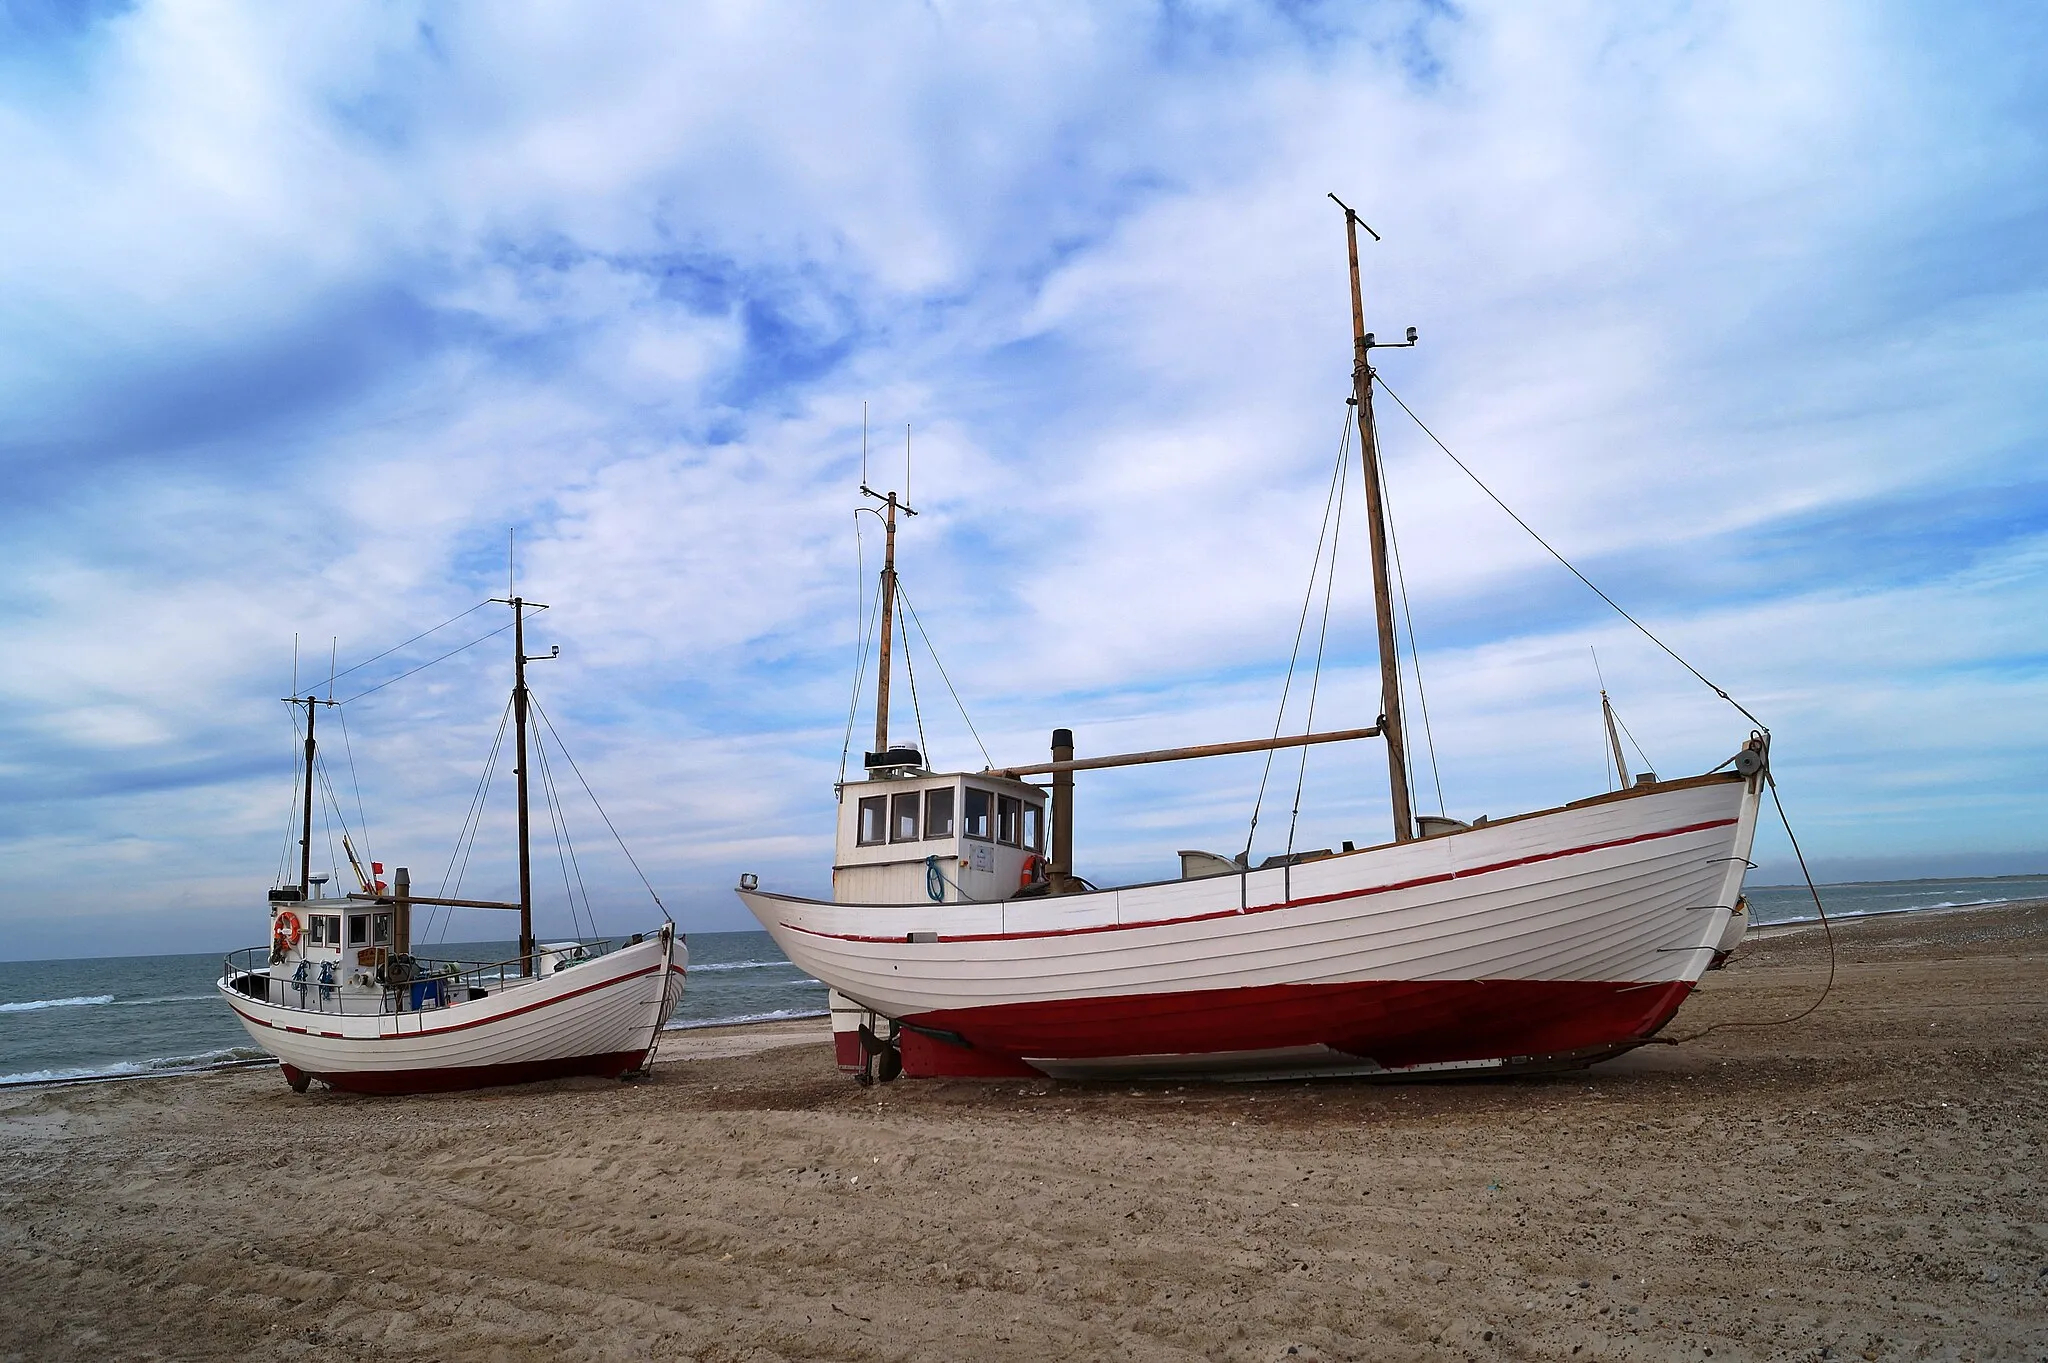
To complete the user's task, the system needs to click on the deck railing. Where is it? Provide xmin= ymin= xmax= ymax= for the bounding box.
xmin=219 ymin=940 xmax=620 ymax=1017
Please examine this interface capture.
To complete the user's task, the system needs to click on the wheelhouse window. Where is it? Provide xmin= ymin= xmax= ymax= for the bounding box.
xmin=372 ymin=913 xmax=393 ymax=945
xmin=1023 ymin=802 xmax=1044 ymax=853
xmin=963 ymin=787 xmax=993 ymax=841
xmin=857 ymin=795 xmax=886 ymax=846
xmin=924 ymin=788 xmax=955 ymax=839
xmin=996 ymin=795 xmax=1022 ymax=847
xmin=309 ymin=914 xmax=342 ymax=947
xmin=890 ymin=791 xmax=920 ymax=843
xmin=348 ymin=914 xmax=369 ymax=946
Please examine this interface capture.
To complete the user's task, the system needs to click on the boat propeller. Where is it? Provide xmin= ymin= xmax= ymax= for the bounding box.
xmin=856 ymin=1022 xmax=903 ymax=1086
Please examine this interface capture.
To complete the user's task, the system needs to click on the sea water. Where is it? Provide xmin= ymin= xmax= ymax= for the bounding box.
xmin=0 ymin=929 xmax=825 ymax=1086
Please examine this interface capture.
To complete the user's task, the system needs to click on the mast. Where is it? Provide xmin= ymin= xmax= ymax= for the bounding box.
xmin=299 ymin=698 xmax=318 ymax=894
xmin=860 ymin=454 xmax=917 ymax=759
xmin=491 ymin=587 xmax=554 ymax=974
xmin=1336 ymin=198 xmax=1416 ymax=843
xmin=874 ymin=492 xmax=899 ymax=755
xmin=512 ymin=598 xmax=534 ymax=974
xmin=1602 ymin=690 xmax=1630 ymax=790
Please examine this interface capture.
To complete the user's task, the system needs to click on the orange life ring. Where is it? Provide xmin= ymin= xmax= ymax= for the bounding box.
xmin=1018 ymin=854 xmax=1045 ymax=890
xmin=273 ymin=909 xmax=303 ymax=951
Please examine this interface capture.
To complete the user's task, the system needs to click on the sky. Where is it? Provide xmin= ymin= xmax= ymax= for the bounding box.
xmin=1 ymin=1 xmax=2044 ymax=961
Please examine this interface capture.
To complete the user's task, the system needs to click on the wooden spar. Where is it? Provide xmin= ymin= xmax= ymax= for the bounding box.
xmin=351 ymin=891 xmax=523 ymax=911
xmin=299 ymin=698 xmax=317 ymax=894
xmin=874 ymin=492 xmax=898 ymax=755
xmin=1338 ymin=201 xmax=1417 ymax=844
xmin=996 ymin=725 xmax=1382 ymax=778
xmin=511 ymin=598 xmax=535 ymax=976
xmin=1602 ymin=690 xmax=1629 ymax=790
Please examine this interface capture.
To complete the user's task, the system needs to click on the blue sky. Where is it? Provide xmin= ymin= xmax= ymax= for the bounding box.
xmin=2 ymin=2 xmax=2044 ymax=960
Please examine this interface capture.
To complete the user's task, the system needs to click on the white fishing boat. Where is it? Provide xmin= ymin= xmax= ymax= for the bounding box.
xmin=738 ymin=201 xmax=1765 ymax=1083
xmin=219 ymin=594 xmax=686 ymax=1094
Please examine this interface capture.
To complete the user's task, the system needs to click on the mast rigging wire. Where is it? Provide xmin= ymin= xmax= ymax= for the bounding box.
xmin=432 ymin=698 xmax=513 ymax=942
xmin=1246 ymin=408 xmax=1355 ymax=863
xmin=839 ymin=520 xmax=885 ymax=784
xmin=1286 ymin=431 xmax=1348 ymax=858
xmin=529 ymin=694 xmax=671 ymax=919
xmin=316 ymin=601 xmax=493 ymax=693
xmin=895 ymin=585 xmax=993 ymax=771
xmin=895 ymin=582 xmax=931 ymax=761
xmin=1373 ymin=374 xmax=1765 ymax=733
xmin=1375 ymin=433 xmax=1447 ymax=818
xmin=339 ymin=620 xmax=515 ymax=706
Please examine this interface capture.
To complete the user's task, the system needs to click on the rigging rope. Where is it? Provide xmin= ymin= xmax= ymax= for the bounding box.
xmin=531 ymin=718 xmax=596 ymax=943
xmin=1287 ymin=430 xmax=1347 ymax=858
xmin=339 ymin=620 xmax=515 ymax=706
xmin=529 ymin=695 xmax=671 ymax=919
xmin=334 ymin=705 xmax=374 ymax=875
xmin=432 ymin=698 xmax=513 ymax=942
xmin=1668 ymin=770 xmax=1836 ymax=1042
xmin=838 ymin=524 xmax=884 ymax=784
xmin=895 ymin=582 xmax=930 ymax=761
xmin=1247 ymin=409 xmax=1354 ymax=863
xmin=895 ymin=585 xmax=994 ymax=771
xmin=1376 ymin=437 xmax=1447 ymax=818
xmin=319 ymin=600 xmax=492 ymax=692
xmin=1372 ymin=374 xmax=1767 ymax=733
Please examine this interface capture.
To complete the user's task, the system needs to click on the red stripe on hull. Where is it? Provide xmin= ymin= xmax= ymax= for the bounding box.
xmin=900 ymin=978 xmax=1693 ymax=1078
xmin=285 ymin=1049 xmax=649 ymax=1095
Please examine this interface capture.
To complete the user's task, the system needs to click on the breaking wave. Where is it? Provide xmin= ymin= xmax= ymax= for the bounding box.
xmin=0 ymin=994 xmax=115 ymax=1013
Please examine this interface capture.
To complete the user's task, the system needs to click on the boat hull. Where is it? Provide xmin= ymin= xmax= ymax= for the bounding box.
xmin=219 ymin=929 xmax=686 ymax=1094
xmin=742 ymin=773 xmax=1759 ymax=1080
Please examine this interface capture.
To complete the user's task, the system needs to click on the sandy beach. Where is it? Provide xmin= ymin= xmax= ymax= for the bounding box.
xmin=3 ymin=903 xmax=2044 ymax=1362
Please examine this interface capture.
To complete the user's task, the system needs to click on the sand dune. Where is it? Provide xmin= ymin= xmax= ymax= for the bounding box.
xmin=3 ymin=902 xmax=2044 ymax=1361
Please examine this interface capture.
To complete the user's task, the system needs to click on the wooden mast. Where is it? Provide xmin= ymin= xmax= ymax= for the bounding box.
xmin=299 ymin=698 xmax=318 ymax=895
xmin=512 ymin=597 xmax=534 ymax=975
xmin=874 ymin=492 xmax=899 ymax=756
xmin=1602 ymin=690 xmax=1630 ymax=790
xmin=1337 ymin=199 xmax=1417 ymax=844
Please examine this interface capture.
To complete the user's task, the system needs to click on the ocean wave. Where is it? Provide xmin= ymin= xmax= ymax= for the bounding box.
xmin=0 ymin=994 xmax=115 ymax=1013
xmin=0 ymin=1046 xmax=272 ymax=1087
xmin=1754 ymin=896 xmax=2026 ymax=927
xmin=663 ymin=1007 xmax=828 ymax=1031
xmin=688 ymin=960 xmax=801 ymax=973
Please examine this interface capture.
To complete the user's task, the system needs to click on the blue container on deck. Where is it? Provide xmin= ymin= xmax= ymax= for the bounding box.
xmin=409 ymin=979 xmax=445 ymax=1010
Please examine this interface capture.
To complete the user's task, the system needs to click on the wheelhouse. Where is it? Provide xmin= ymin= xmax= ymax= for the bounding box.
xmin=834 ymin=755 xmax=1048 ymax=906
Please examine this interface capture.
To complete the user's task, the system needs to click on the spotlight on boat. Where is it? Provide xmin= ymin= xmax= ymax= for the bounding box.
xmin=1406 ymin=326 xmax=1418 ymax=342
xmin=739 ymin=873 xmax=759 ymax=891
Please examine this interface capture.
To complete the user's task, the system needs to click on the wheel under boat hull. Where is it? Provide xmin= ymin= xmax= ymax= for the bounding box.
xmin=219 ymin=930 xmax=686 ymax=1095
xmin=744 ymin=773 xmax=1761 ymax=1081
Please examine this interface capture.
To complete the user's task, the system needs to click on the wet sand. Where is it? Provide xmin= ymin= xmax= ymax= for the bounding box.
xmin=3 ymin=902 xmax=2045 ymax=1362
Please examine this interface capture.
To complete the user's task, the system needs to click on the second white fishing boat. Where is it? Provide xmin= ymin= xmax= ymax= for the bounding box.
xmin=739 ymin=202 xmax=1764 ymax=1083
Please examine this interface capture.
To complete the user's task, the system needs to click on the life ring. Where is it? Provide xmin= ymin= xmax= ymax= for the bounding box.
xmin=1018 ymin=854 xmax=1046 ymax=890
xmin=273 ymin=910 xmax=302 ymax=952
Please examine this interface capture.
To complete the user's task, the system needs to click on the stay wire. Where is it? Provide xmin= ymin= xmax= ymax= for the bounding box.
xmin=1287 ymin=436 xmax=1347 ymax=857
xmin=1669 ymin=771 xmax=1835 ymax=1042
xmin=434 ymin=698 xmax=512 ymax=942
xmin=339 ymin=620 xmax=516 ymax=706
xmin=334 ymin=705 xmax=373 ymax=875
xmin=1247 ymin=408 xmax=1354 ymax=862
xmin=839 ymin=518 xmax=884 ymax=784
xmin=1372 ymin=374 xmax=1767 ymax=734
xmin=893 ymin=583 xmax=931 ymax=761
xmin=540 ymin=728 xmax=599 ymax=942
xmin=1376 ymin=437 xmax=1447 ymax=818
xmin=531 ymin=720 xmax=592 ymax=943
xmin=320 ymin=601 xmax=492 ymax=691
xmin=895 ymin=585 xmax=993 ymax=770
xmin=529 ymin=694 xmax=670 ymax=920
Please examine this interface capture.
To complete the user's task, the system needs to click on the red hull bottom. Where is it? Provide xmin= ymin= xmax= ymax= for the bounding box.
xmin=865 ymin=978 xmax=1695 ymax=1080
xmin=282 ymin=1049 xmax=649 ymax=1096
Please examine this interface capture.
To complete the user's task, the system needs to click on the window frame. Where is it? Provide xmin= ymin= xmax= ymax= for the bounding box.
xmin=889 ymin=790 xmax=921 ymax=844
xmin=856 ymin=794 xmax=887 ymax=847
xmin=962 ymin=786 xmax=993 ymax=842
xmin=1022 ymin=801 xmax=1044 ymax=854
xmin=996 ymin=794 xmax=1022 ymax=848
xmin=923 ymin=787 xmax=955 ymax=840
